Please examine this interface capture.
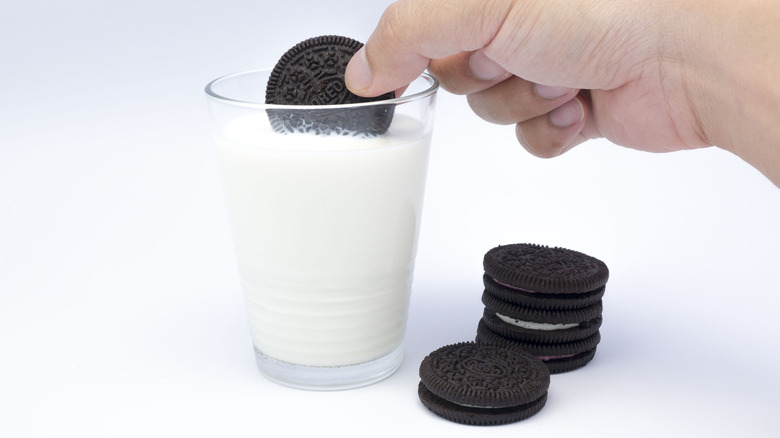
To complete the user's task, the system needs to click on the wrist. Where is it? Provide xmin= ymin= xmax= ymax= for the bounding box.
xmin=671 ymin=0 xmax=780 ymax=185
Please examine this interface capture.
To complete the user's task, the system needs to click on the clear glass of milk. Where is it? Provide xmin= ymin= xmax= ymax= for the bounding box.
xmin=205 ymin=68 xmax=438 ymax=390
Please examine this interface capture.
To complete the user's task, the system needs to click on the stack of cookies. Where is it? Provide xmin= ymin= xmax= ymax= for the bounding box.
xmin=475 ymin=243 xmax=609 ymax=374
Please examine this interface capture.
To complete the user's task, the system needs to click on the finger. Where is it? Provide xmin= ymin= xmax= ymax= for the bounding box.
xmin=428 ymin=50 xmax=512 ymax=95
xmin=345 ymin=0 xmax=513 ymax=96
xmin=515 ymin=95 xmax=590 ymax=158
xmin=467 ymin=77 xmax=579 ymax=125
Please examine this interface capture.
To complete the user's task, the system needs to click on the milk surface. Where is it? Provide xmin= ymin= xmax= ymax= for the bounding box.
xmin=216 ymin=112 xmax=431 ymax=366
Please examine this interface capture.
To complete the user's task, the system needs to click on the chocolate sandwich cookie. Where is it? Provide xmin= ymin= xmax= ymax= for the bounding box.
xmin=483 ymin=243 xmax=609 ymax=294
xmin=476 ymin=321 xmax=601 ymax=374
xmin=265 ymin=35 xmax=395 ymax=135
xmin=483 ymin=274 xmax=605 ymax=310
xmin=479 ymin=307 xmax=602 ymax=344
xmin=480 ymin=289 xmax=603 ymax=340
xmin=418 ymin=342 xmax=550 ymax=425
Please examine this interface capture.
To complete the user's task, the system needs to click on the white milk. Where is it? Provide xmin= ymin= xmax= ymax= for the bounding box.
xmin=216 ymin=113 xmax=431 ymax=367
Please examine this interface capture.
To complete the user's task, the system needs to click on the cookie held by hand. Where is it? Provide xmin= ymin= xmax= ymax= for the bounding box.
xmin=265 ymin=35 xmax=395 ymax=136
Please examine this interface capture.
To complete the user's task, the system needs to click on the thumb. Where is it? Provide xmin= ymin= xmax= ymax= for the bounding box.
xmin=345 ymin=0 xmax=514 ymax=97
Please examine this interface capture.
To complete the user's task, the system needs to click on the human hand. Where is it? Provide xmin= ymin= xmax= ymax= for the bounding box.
xmin=346 ymin=0 xmax=705 ymax=157
xmin=345 ymin=0 xmax=780 ymax=186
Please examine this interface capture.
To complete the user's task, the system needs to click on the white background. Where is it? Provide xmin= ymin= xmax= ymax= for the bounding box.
xmin=2 ymin=1 xmax=779 ymax=436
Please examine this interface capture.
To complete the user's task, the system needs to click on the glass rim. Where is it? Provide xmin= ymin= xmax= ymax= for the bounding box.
xmin=204 ymin=68 xmax=439 ymax=110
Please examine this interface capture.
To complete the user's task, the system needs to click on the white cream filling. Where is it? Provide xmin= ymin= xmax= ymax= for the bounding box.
xmin=496 ymin=313 xmax=579 ymax=331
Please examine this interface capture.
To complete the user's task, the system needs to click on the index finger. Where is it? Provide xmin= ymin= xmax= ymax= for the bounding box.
xmin=345 ymin=0 xmax=513 ymax=97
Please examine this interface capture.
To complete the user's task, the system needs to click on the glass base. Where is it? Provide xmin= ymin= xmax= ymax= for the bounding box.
xmin=254 ymin=344 xmax=404 ymax=391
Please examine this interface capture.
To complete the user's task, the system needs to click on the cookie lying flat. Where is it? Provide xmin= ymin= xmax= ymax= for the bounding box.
xmin=483 ymin=243 xmax=609 ymax=294
xmin=483 ymin=274 xmax=605 ymax=310
xmin=418 ymin=342 xmax=550 ymax=425
xmin=265 ymin=35 xmax=395 ymax=135
xmin=479 ymin=306 xmax=602 ymax=344
xmin=481 ymin=274 xmax=603 ymax=344
xmin=477 ymin=320 xmax=601 ymax=374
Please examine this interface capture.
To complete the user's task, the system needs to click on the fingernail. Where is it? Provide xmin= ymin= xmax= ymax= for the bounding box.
xmin=534 ymin=83 xmax=574 ymax=100
xmin=468 ymin=50 xmax=508 ymax=81
xmin=345 ymin=47 xmax=373 ymax=93
xmin=549 ymin=98 xmax=584 ymax=128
